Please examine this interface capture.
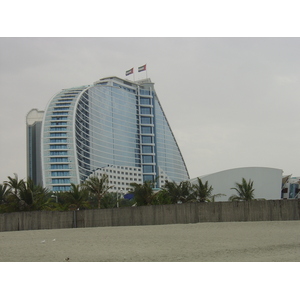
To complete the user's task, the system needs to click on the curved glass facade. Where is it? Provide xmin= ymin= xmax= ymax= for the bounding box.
xmin=41 ymin=86 xmax=89 ymax=191
xmin=41 ymin=76 xmax=189 ymax=192
xmin=154 ymin=92 xmax=189 ymax=184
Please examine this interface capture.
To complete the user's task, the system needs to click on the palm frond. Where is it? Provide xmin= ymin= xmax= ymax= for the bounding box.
xmin=230 ymin=178 xmax=255 ymax=201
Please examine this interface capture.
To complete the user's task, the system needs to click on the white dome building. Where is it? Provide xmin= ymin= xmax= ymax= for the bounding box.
xmin=190 ymin=167 xmax=283 ymax=202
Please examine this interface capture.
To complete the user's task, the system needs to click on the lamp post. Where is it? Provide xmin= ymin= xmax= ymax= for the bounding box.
xmin=51 ymin=195 xmax=58 ymax=203
xmin=117 ymin=188 xmax=123 ymax=208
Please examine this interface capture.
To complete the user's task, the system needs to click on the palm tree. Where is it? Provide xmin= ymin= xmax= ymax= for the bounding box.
xmin=192 ymin=178 xmax=225 ymax=202
xmin=83 ymin=174 xmax=112 ymax=209
xmin=101 ymin=192 xmax=118 ymax=209
xmin=0 ymin=184 xmax=9 ymax=203
xmin=4 ymin=173 xmax=26 ymax=210
xmin=18 ymin=180 xmax=34 ymax=209
xmin=153 ymin=189 xmax=172 ymax=205
xmin=64 ymin=183 xmax=91 ymax=210
xmin=3 ymin=175 xmax=52 ymax=211
xmin=129 ymin=181 xmax=156 ymax=206
xmin=0 ymin=184 xmax=9 ymax=212
xmin=229 ymin=178 xmax=255 ymax=201
xmin=162 ymin=180 xmax=193 ymax=204
xmin=42 ymin=192 xmax=69 ymax=211
xmin=25 ymin=178 xmax=52 ymax=210
xmin=4 ymin=173 xmax=24 ymax=199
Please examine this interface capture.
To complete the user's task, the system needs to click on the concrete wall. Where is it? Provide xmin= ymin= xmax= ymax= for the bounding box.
xmin=0 ymin=211 xmax=73 ymax=232
xmin=0 ymin=200 xmax=299 ymax=232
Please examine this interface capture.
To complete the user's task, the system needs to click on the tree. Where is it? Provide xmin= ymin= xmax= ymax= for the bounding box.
xmin=152 ymin=189 xmax=172 ymax=205
xmin=64 ymin=183 xmax=91 ymax=210
xmin=3 ymin=174 xmax=52 ymax=212
xmin=0 ymin=184 xmax=9 ymax=212
xmin=129 ymin=181 xmax=156 ymax=206
xmin=32 ymin=185 xmax=54 ymax=210
xmin=229 ymin=178 xmax=255 ymax=201
xmin=0 ymin=184 xmax=9 ymax=203
xmin=19 ymin=178 xmax=53 ymax=210
xmin=192 ymin=178 xmax=225 ymax=202
xmin=83 ymin=174 xmax=112 ymax=209
xmin=101 ymin=192 xmax=118 ymax=209
xmin=4 ymin=173 xmax=24 ymax=198
xmin=162 ymin=180 xmax=193 ymax=204
xmin=4 ymin=173 xmax=27 ymax=211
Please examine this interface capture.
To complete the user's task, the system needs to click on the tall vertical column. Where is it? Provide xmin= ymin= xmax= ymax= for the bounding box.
xmin=137 ymin=86 xmax=157 ymax=186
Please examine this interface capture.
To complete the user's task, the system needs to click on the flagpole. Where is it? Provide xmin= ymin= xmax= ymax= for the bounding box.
xmin=146 ymin=64 xmax=148 ymax=79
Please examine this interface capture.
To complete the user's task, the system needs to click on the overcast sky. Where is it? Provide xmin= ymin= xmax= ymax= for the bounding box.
xmin=0 ymin=37 xmax=299 ymax=183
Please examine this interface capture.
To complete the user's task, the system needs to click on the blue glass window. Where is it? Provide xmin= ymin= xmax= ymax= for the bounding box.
xmin=50 ymin=127 xmax=67 ymax=131
xmin=142 ymin=146 xmax=153 ymax=153
xmin=142 ymin=136 xmax=152 ymax=143
xmin=56 ymin=103 xmax=71 ymax=106
xmin=141 ymin=117 xmax=152 ymax=124
xmin=53 ymin=186 xmax=71 ymax=191
xmin=50 ymin=139 xmax=67 ymax=143
xmin=142 ymin=155 xmax=153 ymax=163
xmin=50 ymin=164 xmax=69 ymax=169
xmin=140 ymin=90 xmax=150 ymax=96
xmin=140 ymin=107 xmax=151 ymax=114
xmin=50 ymin=145 xmax=67 ymax=149
xmin=140 ymin=97 xmax=151 ymax=105
xmin=50 ymin=151 xmax=68 ymax=155
xmin=141 ymin=126 xmax=152 ymax=134
xmin=143 ymin=165 xmax=154 ymax=173
xmin=58 ymin=98 xmax=73 ymax=101
xmin=51 ymin=171 xmax=70 ymax=176
xmin=53 ymin=112 xmax=68 ymax=115
xmin=143 ymin=175 xmax=154 ymax=182
xmin=51 ymin=122 xmax=67 ymax=125
xmin=50 ymin=157 xmax=68 ymax=162
xmin=50 ymin=133 xmax=67 ymax=137
xmin=51 ymin=117 xmax=68 ymax=120
xmin=52 ymin=178 xmax=71 ymax=184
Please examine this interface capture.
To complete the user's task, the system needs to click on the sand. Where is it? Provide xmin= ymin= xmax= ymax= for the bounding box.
xmin=0 ymin=220 xmax=299 ymax=262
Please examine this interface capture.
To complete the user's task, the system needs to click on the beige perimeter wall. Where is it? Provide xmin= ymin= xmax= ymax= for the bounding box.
xmin=0 ymin=199 xmax=299 ymax=232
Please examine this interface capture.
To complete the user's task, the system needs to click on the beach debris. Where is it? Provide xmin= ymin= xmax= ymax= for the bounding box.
xmin=41 ymin=240 xmax=46 ymax=243
xmin=52 ymin=239 xmax=56 ymax=242
xmin=65 ymin=257 xmax=70 ymax=262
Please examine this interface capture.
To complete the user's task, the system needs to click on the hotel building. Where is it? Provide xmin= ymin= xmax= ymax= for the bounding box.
xmin=27 ymin=76 xmax=189 ymax=192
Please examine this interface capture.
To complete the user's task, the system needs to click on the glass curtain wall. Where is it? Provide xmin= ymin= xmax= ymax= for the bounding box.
xmin=41 ymin=77 xmax=189 ymax=192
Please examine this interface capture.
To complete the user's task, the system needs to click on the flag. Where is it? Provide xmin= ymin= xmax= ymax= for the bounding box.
xmin=138 ymin=64 xmax=147 ymax=72
xmin=126 ymin=68 xmax=134 ymax=76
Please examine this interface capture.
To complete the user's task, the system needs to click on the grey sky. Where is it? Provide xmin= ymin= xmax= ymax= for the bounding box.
xmin=0 ymin=37 xmax=299 ymax=184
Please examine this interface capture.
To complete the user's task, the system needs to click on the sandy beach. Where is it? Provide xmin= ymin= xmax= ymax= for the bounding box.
xmin=0 ymin=220 xmax=299 ymax=262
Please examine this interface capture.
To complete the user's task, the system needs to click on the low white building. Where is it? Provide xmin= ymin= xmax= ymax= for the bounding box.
xmin=90 ymin=164 xmax=143 ymax=193
xmin=282 ymin=175 xmax=300 ymax=199
xmin=190 ymin=167 xmax=283 ymax=202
